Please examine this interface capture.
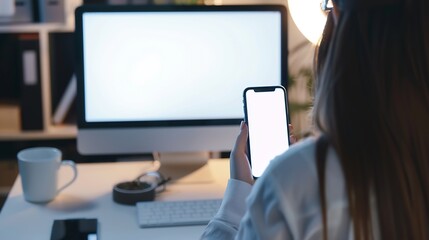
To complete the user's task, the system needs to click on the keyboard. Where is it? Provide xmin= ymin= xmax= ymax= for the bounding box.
xmin=136 ymin=199 xmax=222 ymax=228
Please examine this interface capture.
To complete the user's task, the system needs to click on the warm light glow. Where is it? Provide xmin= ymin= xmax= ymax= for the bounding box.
xmin=288 ymin=0 xmax=328 ymax=45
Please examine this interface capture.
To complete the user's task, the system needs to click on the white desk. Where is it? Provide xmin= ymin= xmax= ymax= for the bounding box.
xmin=0 ymin=159 xmax=229 ymax=240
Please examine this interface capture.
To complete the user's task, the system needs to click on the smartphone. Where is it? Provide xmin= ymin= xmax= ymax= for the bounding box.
xmin=243 ymin=86 xmax=290 ymax=178
xmin=50 ymin=218 xmax=98 ymax=240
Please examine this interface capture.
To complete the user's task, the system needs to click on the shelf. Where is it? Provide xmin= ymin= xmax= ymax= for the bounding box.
xmin=0 ymin=23 xmax=74 ymax=33
xmin=0 ymin=22 xmax=76 ymax=142
xmin=0 ymin=125 xmax=77 ymax=141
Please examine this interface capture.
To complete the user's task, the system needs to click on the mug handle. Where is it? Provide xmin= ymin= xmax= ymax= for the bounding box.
xmin=57 ymin=160 xmax=78 ymax=193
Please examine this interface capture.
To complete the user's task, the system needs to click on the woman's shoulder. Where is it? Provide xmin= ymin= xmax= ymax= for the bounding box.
xmin=250 ymin=138 xmax=349 ymax=240
xmin=281 ymin=137 xmax=319 ymax=160
xmin=268 ymin=137 xmax=319 ymax=177
xmin=260 ymin=136 xmax=345 ymax=202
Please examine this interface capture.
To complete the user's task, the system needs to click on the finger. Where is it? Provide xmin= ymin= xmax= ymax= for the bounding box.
xmin=290 ymin=134 xmax=297 ymax=144
xmin=230 ymin=121 xmax=254 ymax=185
xmin=288 ymin=124 xmax=297 ymax=144
xmin=233 ymin=121 xmax=248 ymax=154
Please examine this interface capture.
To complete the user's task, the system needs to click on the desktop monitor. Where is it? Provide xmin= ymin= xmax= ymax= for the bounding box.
xmin=75 ymin=4 xmax=288 ymax=163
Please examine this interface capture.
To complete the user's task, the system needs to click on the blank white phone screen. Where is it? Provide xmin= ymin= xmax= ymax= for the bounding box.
xmin=246 ymin=88 xmax=289 ymax=178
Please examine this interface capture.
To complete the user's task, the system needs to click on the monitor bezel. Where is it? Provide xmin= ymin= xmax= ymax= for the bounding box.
xmin=75 ymin=4 xmax=288 ymax=129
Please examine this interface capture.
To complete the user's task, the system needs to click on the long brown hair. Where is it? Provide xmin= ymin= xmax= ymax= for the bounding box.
xmin=314 ymin=0 xmax=429 ymax=239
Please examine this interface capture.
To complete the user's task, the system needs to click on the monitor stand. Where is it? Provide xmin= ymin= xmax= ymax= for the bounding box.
xmin=153 ymin=152 xmax=215 ymax=183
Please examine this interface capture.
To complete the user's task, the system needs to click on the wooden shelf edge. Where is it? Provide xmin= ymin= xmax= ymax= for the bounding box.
xmin=0 ymin=125 xmax=77 ymax=141
xmin=0 ymin=23 xmax=74 ymax=33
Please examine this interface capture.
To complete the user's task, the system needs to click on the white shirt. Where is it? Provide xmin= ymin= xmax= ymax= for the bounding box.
xmin=201 ymin=137 xmax=354 ymax=240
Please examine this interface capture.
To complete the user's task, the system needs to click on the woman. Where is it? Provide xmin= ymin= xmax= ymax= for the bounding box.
xmin=201 ymin=0 xmax=429 ymax=239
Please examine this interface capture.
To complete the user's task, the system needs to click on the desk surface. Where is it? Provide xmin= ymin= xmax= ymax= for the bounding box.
xmin=0 ymin=159 xmax=229 ymax=240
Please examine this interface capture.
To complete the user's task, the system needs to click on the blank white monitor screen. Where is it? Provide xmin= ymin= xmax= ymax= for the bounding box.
xmin=75 ymin=5 xmax=287 ymax=155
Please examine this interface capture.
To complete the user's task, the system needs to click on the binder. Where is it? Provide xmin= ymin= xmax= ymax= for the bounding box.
xmin=0 ymin=0 xmax=15 ymax=17
xmin=38 ymin=0 xmax=66 ymax=23
xmin=0 ymin=33 xmax=21 ymax=101
xmin=49 ymin=32 xmax=77 ymax=124
xmin=38 ymin=0 xmax=82 ymax=24
xmin=18 ymin=33 xmax=44 ymax=130
xmin=52 ymin=74 xmax=76 ymax=124
xmin=0 ymin=0 xmax=34 ymax=24
xmin=83 ymin=0 xmax=151 ymax=4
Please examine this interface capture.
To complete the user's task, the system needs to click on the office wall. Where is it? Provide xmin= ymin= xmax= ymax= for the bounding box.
xmin=221 ymin=0 xmax=316 ymax=137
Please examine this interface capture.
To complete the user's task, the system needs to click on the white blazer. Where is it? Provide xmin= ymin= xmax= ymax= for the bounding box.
xmin=201 ymin=138 xmax=355 ymax=240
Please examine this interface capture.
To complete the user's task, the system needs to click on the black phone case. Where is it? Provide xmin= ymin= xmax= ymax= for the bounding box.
xmin=50 ymin=218 xmax=98 ymax=240
xmin=243 ymin=85 xmax=290 ymax=179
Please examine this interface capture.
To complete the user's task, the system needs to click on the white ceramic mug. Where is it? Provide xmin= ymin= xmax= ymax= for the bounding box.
xmin=17 ymin=147 xmax=78 ymax=203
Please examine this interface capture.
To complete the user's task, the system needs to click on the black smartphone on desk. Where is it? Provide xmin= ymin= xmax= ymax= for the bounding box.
xmin=243 ymin=86 xmax=290 ymax=178
xmin=50 ymin=218 xmax=98 ymax=240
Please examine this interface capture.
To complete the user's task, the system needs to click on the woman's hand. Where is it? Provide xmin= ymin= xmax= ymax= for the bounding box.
xmin=229 ymin=122 xmax=297 ymax=185
xmin=289 ymin=124 xmax=297 ymax=144
xmin=230 ymin=121 xmax=254 ymax=185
